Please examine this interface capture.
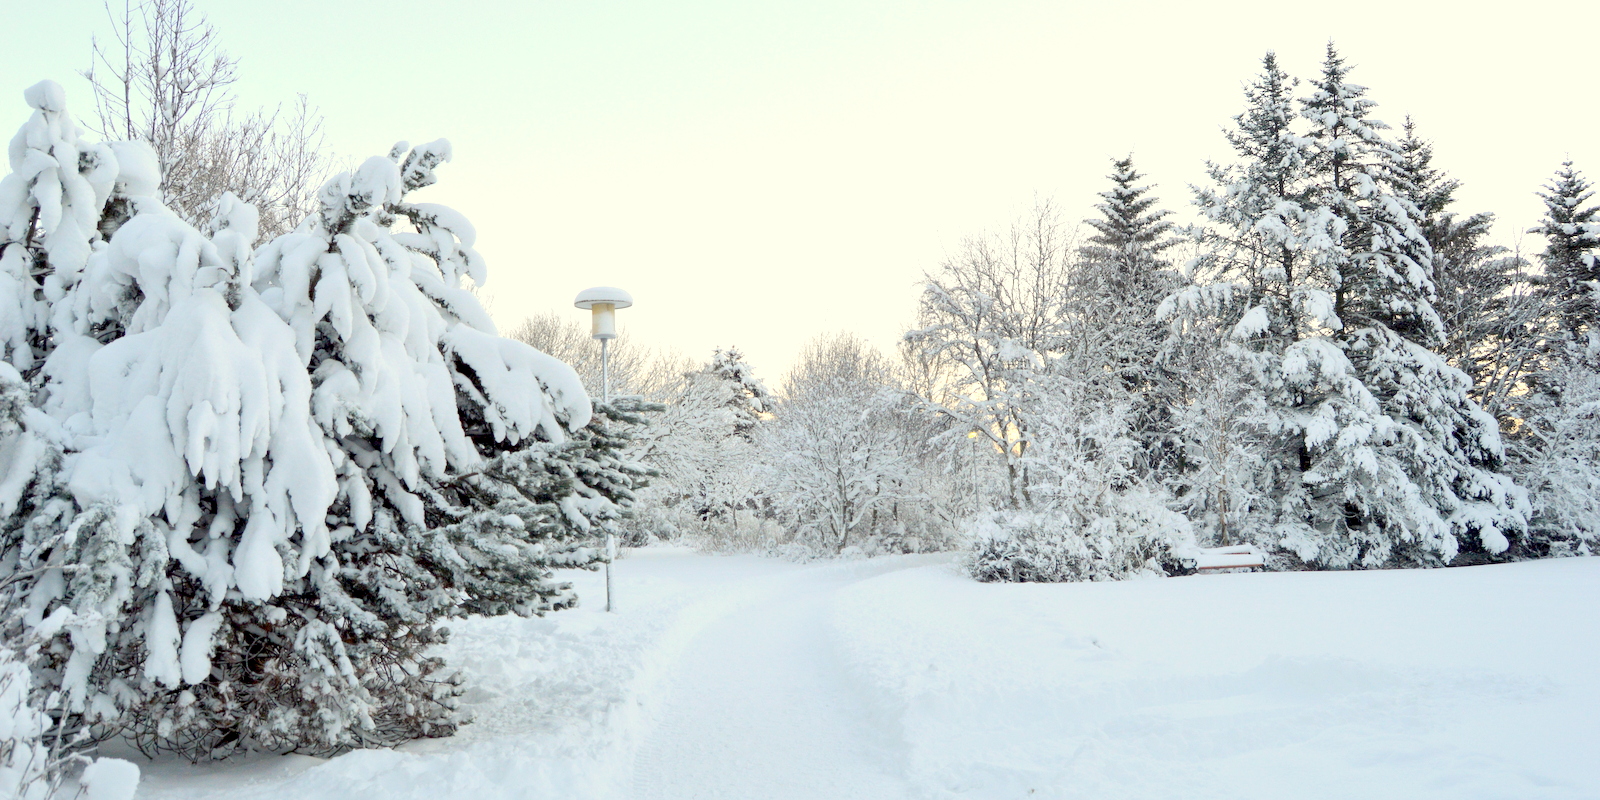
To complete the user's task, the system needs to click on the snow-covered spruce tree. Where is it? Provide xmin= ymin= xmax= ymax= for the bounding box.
xmin=1074 ymin=155 xmax=1181 ymax=376
xmin=1301 ymin=46 xmax=1525 ymax=565
xmin=0 ymin=82 xmax=161 ymax=780
xmin=0 ymin=80 xmax=617 ymax=761
xmin=1393 ymin=119 xmax=1537 ymax=419
xmin=1159 ymin=51 xmax=1314 ymax=555
xmin=965 ymin=161 xmax=1193 ymax=581
xmin=1527 ymin=161 xmax=1600 ymax=343
xmin=707 ymin=346 xmax=771 ymax=441
xmin=1164 ymin=46 xmax=1526 ymax=569
xmin=1507 ymin=163 xmax=1600 ymax=557
xmin=1071 ymin=155 xmax=1183 ymax=473
xmin=679 ymin=347 xmax=768 ymax=527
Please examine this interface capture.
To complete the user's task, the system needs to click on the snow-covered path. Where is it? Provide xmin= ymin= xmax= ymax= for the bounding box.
xmin=629 ymin=559 xmax=921 ymax=799
xmin=128 ymin=550 xmax=1600 ymax=800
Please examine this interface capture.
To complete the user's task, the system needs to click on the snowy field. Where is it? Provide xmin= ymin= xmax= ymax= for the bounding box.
xmin=129 ymin=550 xmax=1599 ymax=799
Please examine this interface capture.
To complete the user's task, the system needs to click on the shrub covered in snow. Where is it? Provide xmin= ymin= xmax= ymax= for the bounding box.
xmin=759 ymin=334 xmax=928 ymax=555
xmin=965 ymin=370 xmax=1193 ymax=583
xmin=0 ymin=81 xmax=630 ymax=760
xmin=967 ymin=497 xmax=1188 ymax=583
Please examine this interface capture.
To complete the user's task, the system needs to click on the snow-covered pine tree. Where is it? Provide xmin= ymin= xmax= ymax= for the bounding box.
xmin=1508 ymin=162 xmax=1600 ymax=557
xmin=1160 ymin=52 xmax=1315 ymax=555
xmin=1071 ymin=155 xmax=1183 ymax=472
xmin=1075 ymin=155 xmax=1180 ymax=362
xmin=672 ymin=347 xmax=769 ymax=529
xmin=1392 ymin=119 xmax=1535 ymax=419
xmin=0 ymin=80 xmax=621 ymax=761
xmin=707 ymin=346 xmax=770 ymax=441
xmin=1528 ymin=162 xmax=1600 ymax=343
xmin=1299 ymin=45 xmax=1525 ymax=565
xmin=1165 ymin=46 xmax=1526 ymax=568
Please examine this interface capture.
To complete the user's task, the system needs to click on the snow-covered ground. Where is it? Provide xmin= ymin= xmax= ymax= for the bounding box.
xmin=130 ymin=551 xmax=1599 ymax=799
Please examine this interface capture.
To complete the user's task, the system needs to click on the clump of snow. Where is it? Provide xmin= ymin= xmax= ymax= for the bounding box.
xmin=79 ymin=758 xmax=141 ymax=800
xmin=107 ymin=141 xmax=160 ymax=199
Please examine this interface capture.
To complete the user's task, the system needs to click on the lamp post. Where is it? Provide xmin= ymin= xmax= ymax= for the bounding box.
xmin=574 ymin=286 xmax=633 ymax=612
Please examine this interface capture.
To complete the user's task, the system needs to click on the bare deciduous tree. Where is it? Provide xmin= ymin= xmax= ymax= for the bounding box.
xmin=507 ymin=311 xmax=693 ymax=402
xmin=82 ymin=0 xmax=327 ymax=242
xmin=904 ymin=200 xmax=1076 ymax=507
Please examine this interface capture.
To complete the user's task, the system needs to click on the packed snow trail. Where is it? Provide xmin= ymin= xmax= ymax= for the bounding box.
xmin=124 ymin=551 xmax=1600 ymax=799
xmin=128 ymin=551 xmax=935 ymax=800
xmin=628 ymin=557 xmax=930 ymax=799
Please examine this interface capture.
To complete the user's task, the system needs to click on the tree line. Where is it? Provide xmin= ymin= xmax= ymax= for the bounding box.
xmin=577 ymin=44 xmax=1597 ymax=581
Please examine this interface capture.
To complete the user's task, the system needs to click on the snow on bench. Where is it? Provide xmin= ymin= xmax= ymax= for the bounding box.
xmin=1191 ymin=544 xmax=1265 ymax=573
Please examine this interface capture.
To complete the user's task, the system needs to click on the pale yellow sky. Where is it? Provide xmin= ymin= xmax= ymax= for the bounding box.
xmin=3 ymin=0 xmax=1595 ymax=381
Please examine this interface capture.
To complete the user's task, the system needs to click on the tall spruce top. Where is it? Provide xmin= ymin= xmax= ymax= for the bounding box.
xmin=1079 ymin=156 xmax=1176 ymax=269
xmin=1530 ymin=161 xmax=1600 ymax=338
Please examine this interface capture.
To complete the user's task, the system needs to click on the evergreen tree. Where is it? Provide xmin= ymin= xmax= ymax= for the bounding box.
xmin=1528 ymin=162 xmax=1600 ymax=343
xmin=1077 ymin=156 xmax=1179 ymax=325
xmin=0 ymin=83 xmax=625 ymax=761
xmin=1167 ymin=46 xmax=1526 ymax=567
xmin=1509 ymin=162 xmax=1600 ymax=557
xmin=1392 ymin=119 xmax=1534 ymax=417
xmin=707 ymin=346 xmax=771 ymax=441
xmin=1072 ymin=155 xmax=1182 ymax=471
xmin=1073 ymin=155 xmax=1180 ymax=369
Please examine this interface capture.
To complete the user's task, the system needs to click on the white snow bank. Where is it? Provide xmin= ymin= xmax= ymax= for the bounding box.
xmin=829 ymin=557 xmax=1600 ymax=800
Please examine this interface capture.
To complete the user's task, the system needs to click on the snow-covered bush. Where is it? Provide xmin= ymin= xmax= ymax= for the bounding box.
xmin=967 ymin=496 xmax=1188 ymax=583
xmin=760 ymin=334 xmax=922 ymax=554
xmin=966 ymin=369 xmax=1193 ymax=582
xmin=0 ymin=81 xmax=627 ymax=760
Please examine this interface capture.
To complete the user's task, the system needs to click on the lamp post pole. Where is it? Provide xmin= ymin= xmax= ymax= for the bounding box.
xmin=575 ymin=287 xmax=633 ymax=613
xmin=600 ymin=335 xmax=612 ymax=612
xmin=601 ymin=338 xmax=610 ymax=404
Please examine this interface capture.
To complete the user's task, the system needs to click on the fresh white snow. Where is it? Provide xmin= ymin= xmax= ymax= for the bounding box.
xmin=127 ymin=551 xmax=1599 ymax=799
